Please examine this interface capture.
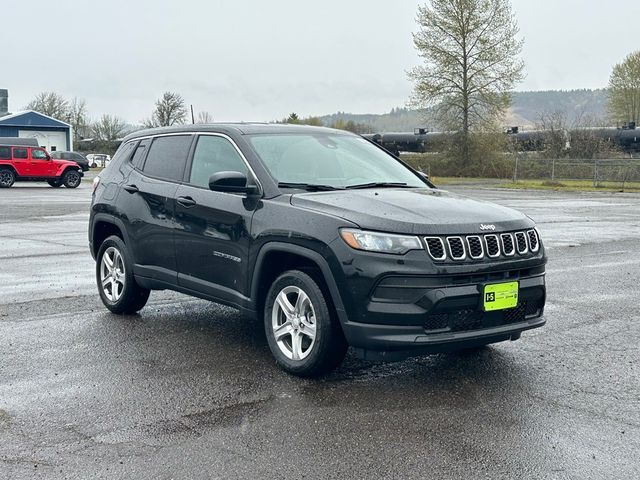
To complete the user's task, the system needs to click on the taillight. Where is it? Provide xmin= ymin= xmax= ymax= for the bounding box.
xmin=92 ymin=176 xmax=100 ymax=193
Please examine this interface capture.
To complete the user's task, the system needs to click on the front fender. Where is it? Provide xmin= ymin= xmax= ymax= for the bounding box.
xmin=250 ymin=242 xmax=349 ymax=325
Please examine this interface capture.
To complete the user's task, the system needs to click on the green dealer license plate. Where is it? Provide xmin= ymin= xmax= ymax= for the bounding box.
xmin=483 ymin=281 xmax=519 ymax=311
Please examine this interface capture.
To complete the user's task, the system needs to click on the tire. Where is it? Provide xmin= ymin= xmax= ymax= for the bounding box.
xmin=62 ymin=169 xmax=82 ymax=188
xmin=0 ymin=169 xmax=15 ymax=188
xmin=47 ymin=179 xmax=63 ymax=188
xmin=264 ymin=270 xmax=347 ymax=377
xmin=96 ymin=235 xmax=150 ymax=314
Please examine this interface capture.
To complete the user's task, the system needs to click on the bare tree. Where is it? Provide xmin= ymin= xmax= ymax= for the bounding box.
xmin=144 ymin=92 xmax=188 ymax=127
xmin=24 ymin=92 xmax=70 ymax=120
xmin=608 ymin=50 xmax=640 ymax=125
xmin=91 ymin=114 xmax=127 ymax=141
xmin=195 ymin=111 xmax=214 ymax=124
xmin=408 ymin=0 xmax=524 ymax=164
xmin=68 ymin=97 xmax=89 ymax=141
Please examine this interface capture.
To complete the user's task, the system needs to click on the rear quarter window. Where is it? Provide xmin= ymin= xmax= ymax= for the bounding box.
xmin=0 ymin=146 xmax=10 ymax=160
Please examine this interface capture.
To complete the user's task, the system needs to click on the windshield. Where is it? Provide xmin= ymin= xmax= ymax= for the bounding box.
xmin=247 ymin=133 xmax=427 ymax=189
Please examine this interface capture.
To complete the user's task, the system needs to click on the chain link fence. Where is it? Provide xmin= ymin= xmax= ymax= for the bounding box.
xmin=403 ymin=153 xmax=640 ymax=189
xmin=511 ymin=158 xmax=640 ymax=188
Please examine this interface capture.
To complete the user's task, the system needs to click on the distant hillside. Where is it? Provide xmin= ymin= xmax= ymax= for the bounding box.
xmin=317 ymin=89 xmax=610 ymax=132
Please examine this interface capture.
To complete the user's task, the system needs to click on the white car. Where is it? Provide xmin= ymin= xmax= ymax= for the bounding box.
xmin=86 ymin=154 xmax=111 ymax=168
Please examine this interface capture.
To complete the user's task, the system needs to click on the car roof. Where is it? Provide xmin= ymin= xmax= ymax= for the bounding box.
xmin=122 ymin=123 xmax=354 ymax=142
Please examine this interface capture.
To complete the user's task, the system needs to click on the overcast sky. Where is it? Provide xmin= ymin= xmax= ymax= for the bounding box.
xmin=2 ymin=0 xmax=639 ymax=123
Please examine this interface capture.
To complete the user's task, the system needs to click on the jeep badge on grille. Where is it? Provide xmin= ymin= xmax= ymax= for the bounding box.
xmin=480 ymin=224 xmax=496 ymax=231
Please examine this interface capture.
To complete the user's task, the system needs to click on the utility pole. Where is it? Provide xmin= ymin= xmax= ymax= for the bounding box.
xmin=190 ymin=105 xmax=195 ymax=124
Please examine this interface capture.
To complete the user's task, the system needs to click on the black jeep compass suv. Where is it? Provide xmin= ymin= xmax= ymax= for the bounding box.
xmin=89 ymin=124 xmax=546 ymax=376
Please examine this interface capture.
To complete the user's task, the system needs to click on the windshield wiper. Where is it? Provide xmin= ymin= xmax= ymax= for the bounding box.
xmin=345 ymin=182 xmax=410 ymax=189
xmin=278 ymin=182 xmax=343 ymax=192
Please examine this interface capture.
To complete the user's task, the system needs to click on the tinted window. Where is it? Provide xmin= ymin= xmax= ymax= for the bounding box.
xmin=31 ymin=149 xmax=48 ymax=159
xmin=71 ymin=153 xmax=85 ymax=161
xmin=142 ymin=136 xmax=192 ymax=181
xmin=13 ymin=148 xmax=28 ymax=159
xmin=108 ymin=141 xmax=137 ymax=169
xmin=130 ymin=139 xmax=150 ymax=169
xmin=0 ymin=146 xmax=9 ymax=160
xmin=189 ymin=136 xmax=247 ymax=188
xmin=50 ymin=152 xmax=61 ymax=159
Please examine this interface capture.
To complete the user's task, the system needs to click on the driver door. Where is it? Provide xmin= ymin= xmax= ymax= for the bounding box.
xmin=174 ymin=134 xmax=255 ymax=304
xmin=29 ymin=148 xmax=56 ymax=177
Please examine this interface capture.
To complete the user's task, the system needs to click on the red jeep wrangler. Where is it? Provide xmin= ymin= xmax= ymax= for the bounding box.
xmin=0 ymin=144 xmax=84 ymax=188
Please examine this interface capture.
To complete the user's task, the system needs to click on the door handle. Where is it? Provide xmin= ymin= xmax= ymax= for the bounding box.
xmin=177 ymin=196 xmax=197 ymax=207
xmin=123 ymin=184 xmax=139 ymax=194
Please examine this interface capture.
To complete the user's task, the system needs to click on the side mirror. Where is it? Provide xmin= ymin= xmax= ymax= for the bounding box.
xmin=209 ymin=171 xmax=259 ymax=195
xmin=46 ymin=154 xmax=51 ymax=160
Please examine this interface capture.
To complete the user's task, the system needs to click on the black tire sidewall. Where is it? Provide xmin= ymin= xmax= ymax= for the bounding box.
xmin=0 ymin=169 xmax=15 ymax=188
xmin=96 ymin=235 xmax=148 ymax=314
xmin=62 ymin=170 xmax=81 ymax=188
xmin=48 ymin=179 xmax=62 ymax=188
xmin=264 ymin=270 xmax=344 ymax=376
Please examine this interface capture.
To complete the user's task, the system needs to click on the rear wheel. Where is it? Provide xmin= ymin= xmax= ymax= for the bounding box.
xmin=96 ymin=235 xmax=150 ymax=314
xmin=47 ymin=179 xmax=62 ymax=188
xmin=62 ymin=169 xmax=81 ymax=188
xmin=0 ymin=169 xmax=15 ymax=188
xmin=264 ymin=270 xmax=347 ymax=377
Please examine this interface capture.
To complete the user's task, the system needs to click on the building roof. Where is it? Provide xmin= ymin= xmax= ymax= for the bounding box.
xmin=0 ymin=110 xmax=71 ymax=128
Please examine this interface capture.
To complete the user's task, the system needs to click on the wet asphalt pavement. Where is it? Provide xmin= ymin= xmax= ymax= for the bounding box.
xmin=1 ymin=177 xmax=639 ymax=479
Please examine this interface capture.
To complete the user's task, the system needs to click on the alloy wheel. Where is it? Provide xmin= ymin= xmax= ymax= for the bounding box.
xmin=271 ymin=286 xmax=317 ymax=360
xmin=66 ymin=171 xmax=81 ymax=187
xmin=100 ymin=247 xmax=126 ymax=302
xmin=0 ymin=170 xmax=13 ymax=187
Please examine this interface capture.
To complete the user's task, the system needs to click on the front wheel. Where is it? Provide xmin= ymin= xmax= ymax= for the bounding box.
xmin=0 ymin=169 xmax=15 ymax=188
xmin=96 ymin=235 xmax=150 ymax=314
xmin=264 ymin=270 xmax=347 ymax=377
xmin=62 ymin=169 xmax=82 ymax=188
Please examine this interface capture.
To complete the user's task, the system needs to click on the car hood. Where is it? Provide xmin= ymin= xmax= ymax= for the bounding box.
xmin=289 ymin=188 xmax=533 ymax=235
xmin=54 ymin=159 xmax=81 ymax=167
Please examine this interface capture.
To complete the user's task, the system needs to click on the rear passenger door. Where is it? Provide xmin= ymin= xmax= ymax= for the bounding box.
xmin=119 ymin=134 xmax=193 ymax=285
xmin=11 ymin=147 xmax=30 ymax=176
xmin=174 ymin=134 xmax=255 ymax=304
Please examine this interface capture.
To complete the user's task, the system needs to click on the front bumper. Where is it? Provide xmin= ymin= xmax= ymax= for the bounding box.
xmin=334 ymin=248 xmax=546 ymax=360
xmin=344 ymin=315 xmax=545 ymax=361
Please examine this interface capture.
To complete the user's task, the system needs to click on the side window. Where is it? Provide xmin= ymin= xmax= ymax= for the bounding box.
xmin=189 ymin=136 xmax=248 ymax=188
xmin=130 ymin=139 xmax=150 ymax=169
xmin=31 ymin=148 xmax=48 ymax=160
xmin=142 ymin=135 xmax=192 ymax=182
xmin=12 ymin=148 xmax=28 ymax=159
xmin=107 ymin=141 xmax=137 ymax=169
xmin=0 ymin=146 xmax=10 ymax=160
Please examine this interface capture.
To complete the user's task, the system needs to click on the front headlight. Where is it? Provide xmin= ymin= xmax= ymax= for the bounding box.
xmin=340 ymin=228 xmax=423 ymax=255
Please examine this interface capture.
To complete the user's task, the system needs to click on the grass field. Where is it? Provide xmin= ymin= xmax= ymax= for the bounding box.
xmin=431 ymin=177 xmax=640 ymax=192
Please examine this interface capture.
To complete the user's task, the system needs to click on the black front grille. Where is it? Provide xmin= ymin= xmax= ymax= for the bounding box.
xmin=423 ymin=300 xmax=542 ymax=334
xmin=467 ymin=236 xmax=483 ymax=258
xmin=425 ymin=237 xmax=446 ymax=260
xmin=527 ymin=230 xmax=539 ymax=252
xmin=423 ymin=229 xmax=541 ymax=262
xmin=515 ymin=232 xmax=528 ymax=253
xmin=485 ymin=235 xmax=500 ymax=257
xmin=447 ymin=237 xmax=465 ymax=259
xmin=501 ymin=233 xmax=515 ymax=255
